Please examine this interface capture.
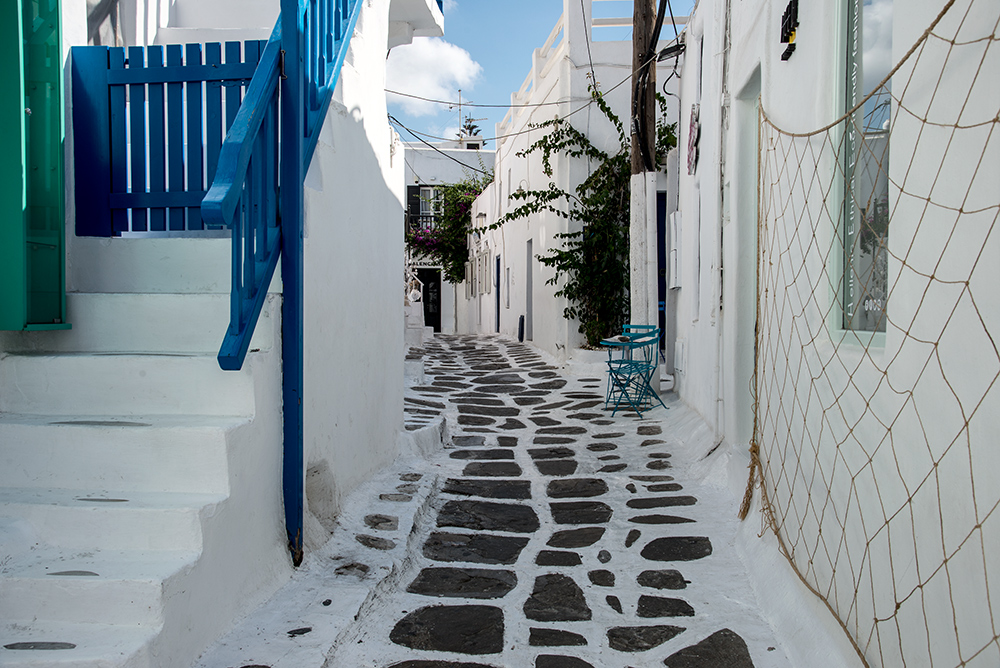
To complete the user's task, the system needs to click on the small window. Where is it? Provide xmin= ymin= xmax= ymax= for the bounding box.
xmin=466 ymin=143 xmax=480 ymax=150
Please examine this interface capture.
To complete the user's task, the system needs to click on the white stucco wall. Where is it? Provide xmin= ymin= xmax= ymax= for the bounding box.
xmin=674 ymin=0 xmax=1000 ymax=666
xmin=457 ymin=0 xmax=682 ymax=360
xmin=300 ymin=0 xmax=429 ymax=546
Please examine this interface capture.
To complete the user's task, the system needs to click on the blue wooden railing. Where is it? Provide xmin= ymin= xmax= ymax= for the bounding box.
xmin=202 ymin=0 xmax=364 ymax=564
xmin=72 ymin=41 xmax=266 ymax=236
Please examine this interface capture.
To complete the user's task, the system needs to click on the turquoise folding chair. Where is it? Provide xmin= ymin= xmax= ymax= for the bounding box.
xmin=603 ymin=327 xmax=666 ymax=417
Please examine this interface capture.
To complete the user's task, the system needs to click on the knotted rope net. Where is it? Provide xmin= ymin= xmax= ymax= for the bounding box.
xmin=744 ymin=0 xmax=999 ymax=665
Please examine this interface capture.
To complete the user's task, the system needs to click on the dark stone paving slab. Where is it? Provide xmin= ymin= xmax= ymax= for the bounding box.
xmin=497 ymin=436 xmax=518 ymax=446
xmin=422 ymin=532 xmax=529 ymax=564
xmin=458 ymin=405 xmax=522 ymax=417
xmin=528 ymin=628 xmax=587 ymax=647
xmin=625 ymin=529 xmax=641 ymax=547
xmin=647 ymin=460 xmax=673 ymax=470
xmin=477 ymin=384 xmax=528 ymax=394
xmin=536 ymin=550 xmax=583 ymax=566
xmin=450 ymin=449 xmax=515 ymax=460
xmin=567 ymin=413 xmax=602 ymax=420
xmin=453 ymin=436 xmax=487 ymax=447
xmin=438 ymin=500 xmax=540 ymax=533
xmin=463 ymin=462 xmax=523 ymax=477
xmin=405 ymin=398 xmax=447 ymax=409
xmin=599 ymin=463 xmax=628 ymax=473
xmin=535 ymin=400 xmax=573 ymax=410
xmin=547 ymin=527 xmax=605 ymax=548
xmin=631 ymin=475 xmax=674 ymax=482
xmin=535 ymin=460 xmax=579 ymax=476
xmin=598 ymin=455 xmax=620 ymax=461
xmin=365 ymin=514 xmax=399 ymax=531
xmin=638 ymin=569 xmax=688 ymax=589
xmin=528 ymin=447 xmax=575 ymax=459
xmin=648 ymin=452 xmax=672 ymax=458
xmin=532 ymin=436 xmax=577 ymax=445
xmin=529 ymin=416 xmax=562 ymax=427
xmin=531 ymin=380 xmax=568 ymax=390
xmin=537 ymin=426 xmax=588 ymax=435
xmin=588 ymin=570 xmax=615 ymax=586
xmin=637 ymin=425 xmax=663 ymax=435
xmin=357 ymin=534 xmax=396 ymax=550
xmin=443 ymin=478 xmax=532 ymax=500
xmin=586 ymin=443 xmax=617 ymax=452
xmin=641 ymin=439 xmax=666 ymax=446
xmin=458 ymin=415 xmax=496 ymax=426
xmin=641 ymin=537 xmax=713 ymax=561
xmin=535 ymin=656 xmax=594 ymax=668
xmin=472 ymin=374 xmax=525 ymax=385
xmin=607 ymin=625 xmax=685 ymax=652
xmin=594 ymin=432 xmax=625 ymax=438
xmin=523 ymin=574 xmax=592 ymax=622
xmin=627 ymin=496 xmax=698 ymax=509
xmin=567 ymin=400 xmax=604 ymax=410
xmin=407 ymin=567 xmax=518 ymax=599
xmin=514 ymin=397 xmax=547 ymax=406
xmin=564 ymin=393 xmax=603 ymax=399
xmin=637 ymin=595 xmax=696 ymax=617
xmin=546 ymin=478 xmax=608 ymax=498
xmin=498 ymin=418 xmax=528 ymax=430
xmin=550 ymin=501 xmax=612 ymax=524
xmin=647 ymin=482 xmax=683 ymax=492
xmin=387 ymin=661 xmax=499 ymax=668
xmin=390 ymin=605 xmax=504 ymax=654
xmin=592 ymin=420 xmax=615 ymax=426
xmin=606 ymin=595 xmax=623 ymax=613
xmin=662 ymin=628 xmax=755 ymax=667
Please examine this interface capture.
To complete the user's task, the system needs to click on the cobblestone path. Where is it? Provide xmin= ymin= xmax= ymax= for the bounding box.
xmin=194 ymin=334 xmax=790 ymax=668
xmin=335 ymin=335 xmax=784 ymax=668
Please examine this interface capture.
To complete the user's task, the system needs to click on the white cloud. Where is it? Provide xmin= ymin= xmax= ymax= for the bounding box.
xmin=862 ymin=0 xmax=893 ymax=94
xmin=442 ymin=0 xmax=458 ymax=13
xmin=386 ymin=37 xmax=482 ymax=117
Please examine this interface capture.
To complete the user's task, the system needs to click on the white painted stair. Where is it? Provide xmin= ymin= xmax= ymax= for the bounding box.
xmin=0 ymin=293 xmax=289 ymax=668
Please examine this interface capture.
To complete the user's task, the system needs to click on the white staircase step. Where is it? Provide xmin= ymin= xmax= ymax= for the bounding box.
xmin=0 ymin=414 xmax=246 ymax=494
xmin=0 ymin=354 xmax=254 ymax=417
xmin=0 ymin=293 xmax=276 ymax=356
xmin=0 ymin=621 xmax=155 ymax=668
xmin=0 ymin=488 xmax=224 ymax=551
xmin=0 ymin=549 xmax=198 ymax=627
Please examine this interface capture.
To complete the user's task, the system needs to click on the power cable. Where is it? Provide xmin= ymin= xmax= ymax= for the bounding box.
xmin=391 ymin=50 xmax=665 ymax=146
xmin=389 ymin=114 xmax=492 ymax=176
xmin=386 ymin=89 xmax=571 ymax=109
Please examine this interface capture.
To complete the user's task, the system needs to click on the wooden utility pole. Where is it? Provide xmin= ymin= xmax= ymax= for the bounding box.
xmin=631 ymin=0 xmax=657 ymax=175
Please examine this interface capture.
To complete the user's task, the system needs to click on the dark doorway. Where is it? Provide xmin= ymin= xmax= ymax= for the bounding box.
xmin=495 ymin=255 xmax=501 ymax=332
xmin=416 ymin=267 xmax=441 ymax=332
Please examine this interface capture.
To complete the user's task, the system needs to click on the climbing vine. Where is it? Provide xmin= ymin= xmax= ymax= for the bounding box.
xmin=495 ymin=88 xmax=676 ymax=346
xmin=407 ymin=170 xmax=492 ymax=284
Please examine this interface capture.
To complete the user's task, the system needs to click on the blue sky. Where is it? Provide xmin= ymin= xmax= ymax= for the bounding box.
xmin=386 ymin=0 xmax=694 ymax=148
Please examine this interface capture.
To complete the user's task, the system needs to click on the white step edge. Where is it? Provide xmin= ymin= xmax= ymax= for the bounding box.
xmin=0 ymin=548 xmax=199 ymax=627
xmin=0 ymin=621 xmax=156 ymax=668
xmin=0 ymin=414 xmax=249 ymax=494
xmin=0 ymin=488 xmax=224 ymax=551
xmin=0 ymin=354 xmax=254 ymax=417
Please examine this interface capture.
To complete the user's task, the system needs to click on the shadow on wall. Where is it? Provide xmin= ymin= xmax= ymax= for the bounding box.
xmin=301 ymin=104 xmax=405 ymax=551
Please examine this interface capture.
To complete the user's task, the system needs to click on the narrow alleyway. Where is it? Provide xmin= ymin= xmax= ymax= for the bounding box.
xmin=193 ymin=335 xmax=790 ymax=668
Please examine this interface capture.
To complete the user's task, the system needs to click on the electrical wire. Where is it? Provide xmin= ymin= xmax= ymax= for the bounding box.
xmin=389 ymin=114 xmax=492 ymax=175
xmin=390 ymin=50 xmax=665 ymax=147
xmin=385 ymin=89 xmax=571 ymax=109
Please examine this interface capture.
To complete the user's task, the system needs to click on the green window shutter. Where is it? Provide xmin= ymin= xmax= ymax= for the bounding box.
xmin=0 ymin=0 xmax=69 ymax=332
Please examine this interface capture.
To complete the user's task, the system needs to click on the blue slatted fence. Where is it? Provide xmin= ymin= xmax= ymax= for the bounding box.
xmin=72 ymin=40 xmax=265 ymax=236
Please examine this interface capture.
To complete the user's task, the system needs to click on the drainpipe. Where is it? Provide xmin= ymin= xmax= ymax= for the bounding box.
xmin=280 ymin=0 xmax=305 ymax=567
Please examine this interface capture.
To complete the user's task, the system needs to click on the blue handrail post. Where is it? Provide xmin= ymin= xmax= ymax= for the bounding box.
xmin=280 ymin=0 xmax=306 ymax=566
